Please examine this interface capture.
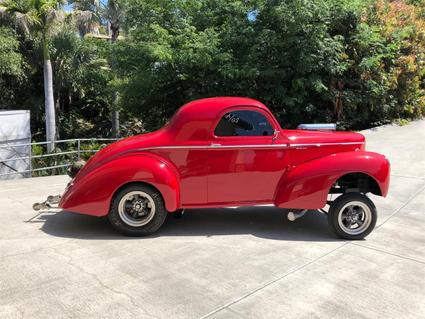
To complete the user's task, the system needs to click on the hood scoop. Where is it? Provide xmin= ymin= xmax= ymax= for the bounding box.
xmin=297 ymin=123 xmax=336 ymax=131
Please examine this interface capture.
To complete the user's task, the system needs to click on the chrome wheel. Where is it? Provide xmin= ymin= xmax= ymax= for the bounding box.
xmin=337 ymin=201 xmax=372 ymax=236
xmin=118 ymin=191 xmax=156 ymax=227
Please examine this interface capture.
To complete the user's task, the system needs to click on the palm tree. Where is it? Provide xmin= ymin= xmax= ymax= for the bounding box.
xmin=70 ymin=0 xmax=123 ymax=137
xmin=68 ymin=0 xmax=99 ymax=38
xmin=0 ymin=0 xmax=65 ymax=152
xmin=101 ymin=0 xmax=123 ymax=137
xmin=103 ymin=0 xmax=122 ymax=42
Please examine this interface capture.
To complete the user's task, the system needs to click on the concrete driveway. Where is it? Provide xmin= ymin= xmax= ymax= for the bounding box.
xmin=1 ymin=120 xmax=424 ymax=319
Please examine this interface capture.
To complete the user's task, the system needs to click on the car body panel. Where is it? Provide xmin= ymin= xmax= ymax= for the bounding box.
xmin=59 ymin=96 xmax=390 ymax=216
xmin=60 ymin=153 xmax=180 ymax=215
xmin=275 ymin=151 xmax=390 ymax=209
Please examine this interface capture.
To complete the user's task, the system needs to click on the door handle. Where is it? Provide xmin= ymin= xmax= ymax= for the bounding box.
xmin=210 ymin=143 xmax=221 ymax=147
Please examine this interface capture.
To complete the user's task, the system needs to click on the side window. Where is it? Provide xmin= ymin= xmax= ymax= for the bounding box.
xmin=214 ymin=110 xmax=274 ymax=137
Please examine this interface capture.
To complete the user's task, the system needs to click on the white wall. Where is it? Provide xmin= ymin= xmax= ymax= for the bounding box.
xmin=0 ymin=110 xmax=31 ymax=179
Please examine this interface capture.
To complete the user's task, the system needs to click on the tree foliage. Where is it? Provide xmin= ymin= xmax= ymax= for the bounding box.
xmin=117 ymin=0 xmax=425 ymax=130
xmin=0 ymin=26 xmax=25 ymax=105
xmin=0 ymin=0 xmax=424 ymax=139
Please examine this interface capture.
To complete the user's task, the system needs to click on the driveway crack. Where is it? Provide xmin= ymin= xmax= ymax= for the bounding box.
xmin=377 ymin=181 xmax=425 ymax=229
xmin=50 ymin=247 xmax=160 ymax=319
xmin=1 ymin=241 xmax=72 ymax=259
xmin=199 ymin=242 xmax=349 ymax=319
xmin=351 ymin=243 xmax=425 ymax=265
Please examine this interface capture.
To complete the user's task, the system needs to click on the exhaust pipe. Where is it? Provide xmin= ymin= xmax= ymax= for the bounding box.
xmin=287 ymin=209 xmax=308 ymax=221
xmin=33 ymin=194 xmax=61 ymax=211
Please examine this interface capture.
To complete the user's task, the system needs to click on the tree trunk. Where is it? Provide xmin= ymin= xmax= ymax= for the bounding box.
xmin=43 ymin=59 xmax=56 ymax=153
xmin=110 ymin=22 xmax=120 ymax=137
xmin=111 ymin=23 xmax=120 ymax=42
xmin=112 ymin=108 xmax=119 ymax=137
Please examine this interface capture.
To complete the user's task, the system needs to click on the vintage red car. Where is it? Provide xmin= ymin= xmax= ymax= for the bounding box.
xmin=58 ymin=97 xmax=390 ymax=239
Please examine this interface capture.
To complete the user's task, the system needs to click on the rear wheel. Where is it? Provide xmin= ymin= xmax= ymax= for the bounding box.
xmin=109 ymin=184 xmax=167 ymax=236
xmin=328 ymin=193 xmax=377 ymax=240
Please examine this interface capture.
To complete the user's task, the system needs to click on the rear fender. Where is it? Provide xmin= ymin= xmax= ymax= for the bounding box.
xmin=274 ymin=151 xmax=390 ymax=209
xmin=60 ymin=153 xmax=180 ymax=216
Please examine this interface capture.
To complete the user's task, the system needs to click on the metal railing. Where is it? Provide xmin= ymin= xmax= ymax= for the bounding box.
xmin=0 ymin=138 xmax=119 ymax=178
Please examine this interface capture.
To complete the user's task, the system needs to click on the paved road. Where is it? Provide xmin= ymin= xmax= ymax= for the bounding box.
xmin=1 ymin=120 xmax=424 ymax=318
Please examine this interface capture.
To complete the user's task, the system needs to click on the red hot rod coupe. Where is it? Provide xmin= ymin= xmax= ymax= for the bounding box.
xmin=58 ymin=97 xmax=390 ymax=239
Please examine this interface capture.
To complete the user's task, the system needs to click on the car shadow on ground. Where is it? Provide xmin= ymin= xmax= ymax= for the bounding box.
xmin=32 ymin=206 xmax=341 ymax=242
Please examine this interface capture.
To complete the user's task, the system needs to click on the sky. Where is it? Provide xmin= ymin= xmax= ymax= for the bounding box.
xmin=64 ymin=3 xmax=73 ymax=12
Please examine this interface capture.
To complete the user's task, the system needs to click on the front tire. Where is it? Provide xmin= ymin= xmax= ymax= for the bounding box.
xmin=109 ymin=184 xmax=167 ymax=236
xmin=328 ymin=193 xmax=377 ymax=240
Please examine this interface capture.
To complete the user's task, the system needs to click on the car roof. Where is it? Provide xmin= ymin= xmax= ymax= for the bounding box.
xmin=165 ymin=97 xmax=272 ymax=141
xmin=180 ymin=96 xmax=268 ymax=114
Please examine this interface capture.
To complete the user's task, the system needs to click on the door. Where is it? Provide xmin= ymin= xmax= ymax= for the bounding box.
xmin=207 ymin=108 xmax=287 ymax=205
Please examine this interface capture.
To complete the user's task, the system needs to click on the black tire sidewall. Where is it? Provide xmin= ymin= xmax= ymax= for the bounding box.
xmin=328 ymin=193 xmax=377 ymax=240
xmin=108 ymin=184 xmax=168 ymax=236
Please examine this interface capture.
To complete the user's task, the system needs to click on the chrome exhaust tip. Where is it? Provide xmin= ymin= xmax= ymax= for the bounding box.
xmin=287 ymin=209 xmax=308 ymax=221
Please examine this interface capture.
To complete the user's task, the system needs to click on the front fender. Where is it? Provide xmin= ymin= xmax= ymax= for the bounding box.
xmin=275 ymin=151 xmax=390 ymax=209
xmin=60 ymin=153 xmax=180 ymax=216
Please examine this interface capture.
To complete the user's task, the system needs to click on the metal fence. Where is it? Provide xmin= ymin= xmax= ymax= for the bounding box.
xmin=0 ymin=138 xmax=119 ymax=178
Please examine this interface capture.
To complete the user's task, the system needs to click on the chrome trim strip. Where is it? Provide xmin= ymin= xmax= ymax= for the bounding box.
xmin=289 ymin=142 xmax=364 ymax=148
xmin=208 ymin=144 xmax=290 ymax=149
xmin=130 ymin=141 xmax=363 ymax=152
xmin=129 ymin=142 xmax=365 ymax=151
xmin=114 ymin=141 xmax=365 ymax=160
xmin=135 ymin=144 xmax=290 ymax=151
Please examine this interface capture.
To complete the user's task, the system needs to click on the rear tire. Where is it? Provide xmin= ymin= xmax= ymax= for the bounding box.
xmin=108 ymin=184 xmax=167 ymax=236
xmin=328 ymin=193 xmax=377 ymax=240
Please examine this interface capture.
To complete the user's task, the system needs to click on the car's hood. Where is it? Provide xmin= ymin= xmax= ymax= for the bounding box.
xmin=283 ymin=129 xmax=365 ymax=145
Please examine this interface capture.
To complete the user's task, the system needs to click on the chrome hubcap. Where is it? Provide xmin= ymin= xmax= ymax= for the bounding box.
xmin=118 ymin=191 xmax=156 ymax=227
xmin=337 ymin=201 xmax=372 ymax=235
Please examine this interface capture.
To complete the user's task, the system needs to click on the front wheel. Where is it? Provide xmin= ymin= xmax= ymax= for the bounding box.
xmin=328 ymin=193 xmax=377 ymax=240
xmin=109 ymin=184 xmax=167 ymax=236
